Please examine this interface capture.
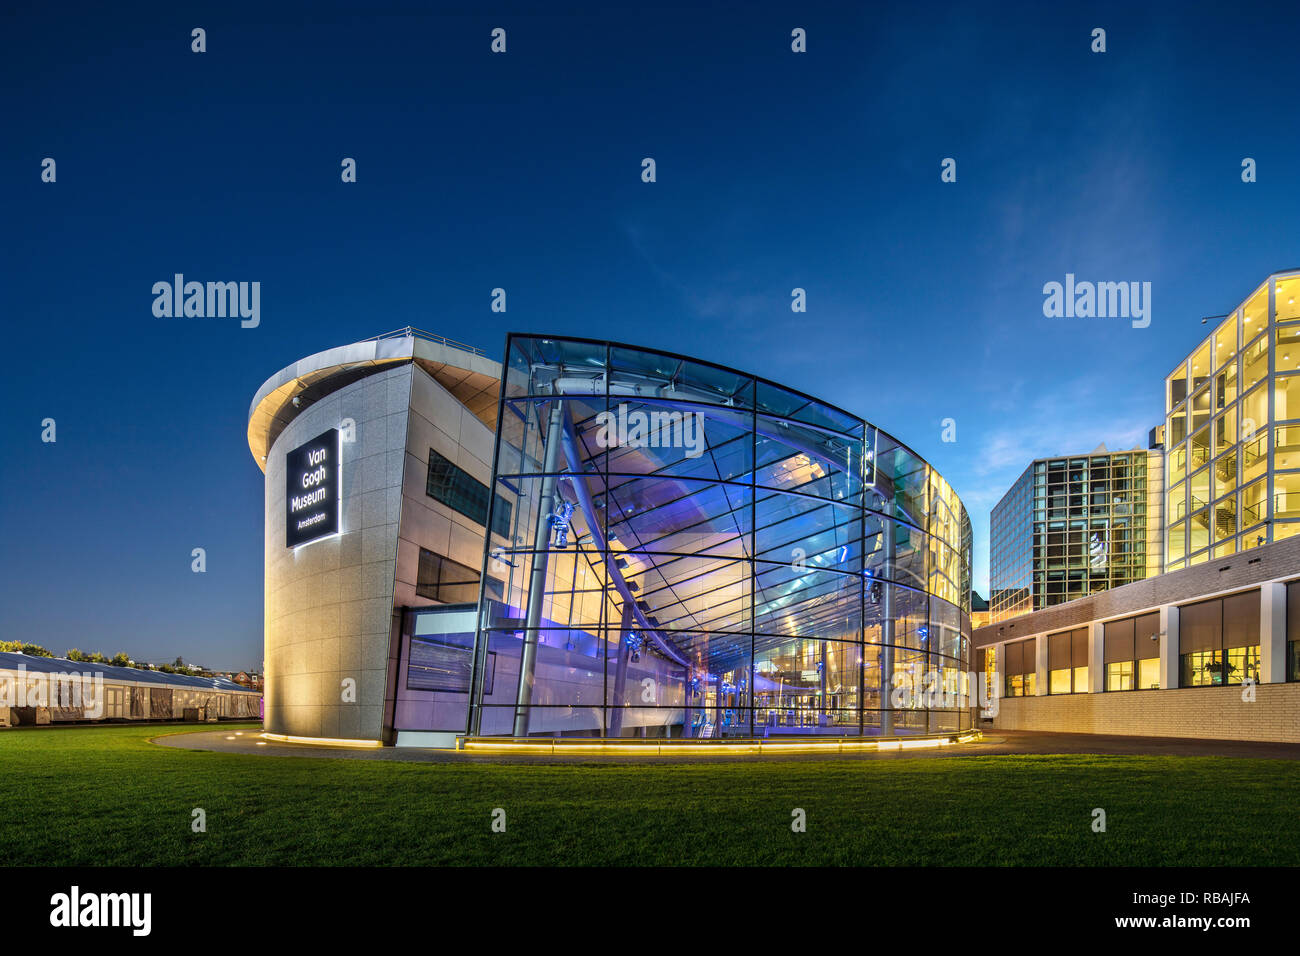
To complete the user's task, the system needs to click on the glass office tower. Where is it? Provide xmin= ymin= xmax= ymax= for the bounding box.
xmin=468 ymin=335 xmax=972 ymax=739
xmin=990 ymin=449 xmax=1163 ymax=623
xmin=989 ymin=466 xmax=1034 ymax=621
xmin=1164 ymin=271 xmax=1300 ymax=569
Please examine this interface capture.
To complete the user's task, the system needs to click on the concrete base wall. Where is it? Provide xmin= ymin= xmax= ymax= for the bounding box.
xmin=991 ymin=682 xmax=1300 ymax=743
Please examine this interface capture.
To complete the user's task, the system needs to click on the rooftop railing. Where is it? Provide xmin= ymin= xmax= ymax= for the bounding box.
xmin=365 ymin=326 xmax=486 ymax=357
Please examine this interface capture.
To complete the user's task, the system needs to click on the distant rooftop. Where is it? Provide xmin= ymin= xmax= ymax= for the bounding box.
xmin=0 ymin=652 xmax=255 ymax=693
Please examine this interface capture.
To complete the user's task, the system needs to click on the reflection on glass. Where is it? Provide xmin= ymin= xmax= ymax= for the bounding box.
xmin=472 ymin=335 xmax=973 ymax=739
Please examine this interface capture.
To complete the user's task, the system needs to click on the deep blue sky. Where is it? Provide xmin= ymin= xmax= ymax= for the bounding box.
xmin=2 ymin=1 xmax=1298 ymax=669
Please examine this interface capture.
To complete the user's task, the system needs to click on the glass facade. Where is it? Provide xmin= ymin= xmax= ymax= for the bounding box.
xmin=467 ymin=335 xmax=973 ymax=739
xmin=989 ymin=465 xmax=1033 ymax=620
xmin=1165 ymin=271 xmax=1300 ymax=568
xmin=990 ymin=450 xmax=1162 ymax=622
xmin=1289 ymin=581 xmax=1300 ymax=682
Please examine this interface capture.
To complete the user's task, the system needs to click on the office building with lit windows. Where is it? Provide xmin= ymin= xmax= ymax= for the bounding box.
xmin=975 ymin=270 xmax=1300 ymax=743
xmin=1163 ymin=270 xmax=1300 ymax=568
xmin=989 ymin=447 xmax=1164 ymax=623
xmin=249 ymin=331 xmax=974 ymax=746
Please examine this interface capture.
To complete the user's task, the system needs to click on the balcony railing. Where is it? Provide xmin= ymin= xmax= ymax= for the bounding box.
xmin=1242 ymin=435 xmax=1267 ymax=467
xmin=1275 ymin=495 xmax=1300 ymax=521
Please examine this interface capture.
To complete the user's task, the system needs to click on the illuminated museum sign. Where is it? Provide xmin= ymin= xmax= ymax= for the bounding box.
xmin=286 ymin=429 xmax=340 ymax=548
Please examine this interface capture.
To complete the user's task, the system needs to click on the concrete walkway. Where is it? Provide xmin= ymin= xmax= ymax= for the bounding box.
xmin=152 ymin=727 xmax=1300 ymax=764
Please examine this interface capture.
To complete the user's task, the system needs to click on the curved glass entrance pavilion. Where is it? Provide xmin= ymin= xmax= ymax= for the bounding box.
xmin=469 ymin=335 xmax=972 ymax=739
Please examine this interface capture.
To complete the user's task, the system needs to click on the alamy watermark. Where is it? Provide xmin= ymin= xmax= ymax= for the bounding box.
xmin=1 ymin=664 xmax=105 ymax=718
xmin=594 ymin=402 xmax=706 ymax=459
xmin=1042 ymin=274 xmax=1150 ymax=328
xmin=890 ymin=666 xmax=1000 ymax=718
xmin=50 ymin=886 xmax=151 ymax=936
xmin=152 ymin=274 xmax=260 ymax=328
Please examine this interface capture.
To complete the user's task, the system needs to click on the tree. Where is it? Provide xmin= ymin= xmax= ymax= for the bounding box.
xmin=67 ymin=649 xmax=86 ymax=662
xmin=110 ymin=652 xmax=130 ymax=667
xmin=0 ymin=641 xmax=53 ymax=657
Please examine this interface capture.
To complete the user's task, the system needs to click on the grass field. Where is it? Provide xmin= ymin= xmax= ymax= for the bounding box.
xmin=2 ymin=723 xmax=1298 ymax=866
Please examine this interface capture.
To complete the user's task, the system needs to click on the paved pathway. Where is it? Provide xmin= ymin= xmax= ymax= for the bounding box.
xmin=152 ymin=727 xmax=1300 ymax=764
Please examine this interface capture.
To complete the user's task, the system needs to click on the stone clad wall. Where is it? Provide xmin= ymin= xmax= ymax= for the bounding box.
xmin=990 ymin=683 xmax=1300 ymax=742
xmin=264 ymin=364 xmax=412 ymax=742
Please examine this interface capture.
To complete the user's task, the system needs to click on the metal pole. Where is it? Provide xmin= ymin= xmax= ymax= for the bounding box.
xmin=881 ymin=514 xmax=897 ymax=737
xmin=682 ymin=664 xmax=692 ymax=738
xmin=513 ymin=400 xmax=565 ymax=737
xmin=608 ymin=602 xmax=634 ymax=737
xmin=819 ymin=639 xmax=828 ymax=729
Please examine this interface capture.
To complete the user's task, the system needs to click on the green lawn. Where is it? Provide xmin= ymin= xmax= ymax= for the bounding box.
xmin=1 ymin=723 xmax=1297 ymax=866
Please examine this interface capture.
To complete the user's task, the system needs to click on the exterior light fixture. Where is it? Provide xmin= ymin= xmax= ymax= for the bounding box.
xmin=550 ymin=500 xmax=575 ymax=547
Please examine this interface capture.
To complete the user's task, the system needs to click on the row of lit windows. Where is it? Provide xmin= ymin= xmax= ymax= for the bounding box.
xmin=990 ymin=583 xmax=1300 ymax=694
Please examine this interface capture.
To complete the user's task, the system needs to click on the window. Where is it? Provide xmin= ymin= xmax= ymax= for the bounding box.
xmin=1276 ymin=374 xmax=1300 ymax=422
xmin=1107 ymin=660 xmax=1134 ymax=691
xmin=1277 ymin=472 xmax=1300 ymax=520
xmin=1214 ymin=313 xmax=1238 ymax=372
xmin=1241 ymin=383 xmax=1268 ymax=442
xmin=1167 ymin=361 xmax=1188 ymax=410
xmin=1047 ymin=627 xmax=1088 ymax=693
xmin=1277 ymin=325 xmax=1300 ymax=374
xmin=1179 ymin=591 xmax=1259 ymax=686
xmin=1277 ymin=276 xmax=1300 ymax=323
xmin=1213 ymin=448 xmax=1238 ymax=502
xmin=416 ymin=548 xmax=502 ymax=603
xmin=1190 ymin=341 xmax=1212 ymax=395
xmin=1002 ymin=638 xmax=1036 ymax=697
xmin=983 ymin=646 xmax=997 ymax=702
xmin=405 ymin=632 xmax=494 ymax=694
xmin=1182 ymin=647 xmax=1223 ymax=687
xmin=1287 ymin=581 xmax=1300 ymax=682
xmin=426 ymin=448 xmax=514 ymax=537
xmin=1167 ymin=519 xmax=1186 ymax=564
xmin=1242 ymin=332 xmax=1269 ymax=394
xmin=104 ymin=685 xmax=127 ymax=719
xmin=1103 ymin=612 xmax=1160 ymax=691
xmin=1241 ymin=478 xmax=1267 ymax=532
xmin=1167 ymin=480 xmax=1186 ymax=523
